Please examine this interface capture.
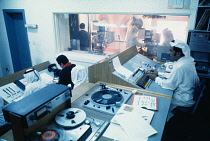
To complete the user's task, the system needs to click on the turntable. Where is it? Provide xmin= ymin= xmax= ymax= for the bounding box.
xmin=31 ymin=108 xmax=109 ymax=141
xmin=83 ymin=83 xmax=132 ymax=115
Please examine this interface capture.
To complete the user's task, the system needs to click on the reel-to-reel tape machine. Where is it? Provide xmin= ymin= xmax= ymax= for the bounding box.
xmin=3 ymin=84 xmax=110 ymax=141
xmin=31 ymin=108 xmax=109 ymax=141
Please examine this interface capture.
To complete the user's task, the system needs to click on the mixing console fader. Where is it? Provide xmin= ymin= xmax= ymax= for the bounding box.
xmin=136 ymin=74 xmax=150 ymax=89
xmin=128 ymin=67 xmax=152 ymax=89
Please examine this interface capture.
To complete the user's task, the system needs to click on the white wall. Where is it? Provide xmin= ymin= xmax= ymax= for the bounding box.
xmin=0 ymin=0 xmax=199 ymax=77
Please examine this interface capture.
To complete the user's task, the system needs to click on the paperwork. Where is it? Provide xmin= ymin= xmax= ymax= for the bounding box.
xmin=112 ymin=57 xmax=133 ymax=79
xmin=40 ymin=72 xmax=54 ymax=84
xmin=103 ymin=104 xmax=157 ymax=141
xmin=132 ymin=95 xmax=158 ymax=111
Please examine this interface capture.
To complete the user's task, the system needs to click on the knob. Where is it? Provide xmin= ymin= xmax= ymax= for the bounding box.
xmin=46 ymin=102 xmax=52 ymax=108
xmin=84 ymin=119 xmax=90 ymax=125
xmin=65 ymin=92 xmax=70 ymax=97
xmin=66 ymin=111 xmax=75 ymax=119
xmin=84 ymin=100 xmax=90 ymax=105
xmin=29 ymin=115 xmax=36 ymax=120
xmin=94 ymin=121 xmax=101 ymax=126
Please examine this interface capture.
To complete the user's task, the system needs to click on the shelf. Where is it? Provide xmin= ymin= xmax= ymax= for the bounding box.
xmin=190 ymin=30 xmax=210 ymax=33
xmin=199 ymin=0 xmax=210 ymax=6
xmin=195 ymin=59 xmax=209 ymax=63
xmin=198 ymin=6 xmax=210 ymax=8
xmin=196 ymin=0 xmax=210 ymax=31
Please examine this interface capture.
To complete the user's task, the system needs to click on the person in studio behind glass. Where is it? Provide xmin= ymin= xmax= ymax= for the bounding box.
xmin=56 ymin=55 xmax=76 ymax=89
xmin=77 ymin=23 xmax=90 ymax=51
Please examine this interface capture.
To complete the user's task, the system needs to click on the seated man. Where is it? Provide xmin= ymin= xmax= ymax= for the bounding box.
xmin=146 ymin=40 xmax=199 ymax=120
xmin=22 ymin=68 xmax=47 ymax=98
xmin=56 ymin=55 xmax=76 ymax=89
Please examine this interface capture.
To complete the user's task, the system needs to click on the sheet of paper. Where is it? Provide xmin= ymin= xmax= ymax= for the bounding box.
xmin=138 ymin=107 xmax=155 ymax=123
xmin=103 ymin=123 xmax=130 ymax=141
xmin=118 ymin=112 xmax=157 ymax=140
xmin=133 ymin=95 xmax=158 ymax=110
xmin=40 ymin=72 xmax=54 ymax=84
xmin=112 ymin=57 xmax=133 ymax=79
xmin=103 ymin=122 xmax=148 ymax=141
xmin=173 ymin=0 xmax=184 ymax=8
xmin=108 ymin=104 xmax=157 ymax=140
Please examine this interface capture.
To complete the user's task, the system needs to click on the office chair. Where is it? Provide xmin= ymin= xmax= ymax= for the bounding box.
xmin=174 ymin=79 xmax=206 ymax=115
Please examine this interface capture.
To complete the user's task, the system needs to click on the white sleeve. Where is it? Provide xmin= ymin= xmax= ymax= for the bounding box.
xmin=158 ymin=72 xmax=170 ymax=78
xmin=155 ymin=69 xmax=182 ymax=90
xmin=23 ymin=84 xmax=33 ymax=98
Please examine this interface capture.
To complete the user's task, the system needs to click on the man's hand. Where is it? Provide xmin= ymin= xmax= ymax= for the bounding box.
xmin=147 ymin=74 xmax=157 ymax=80
xmin=146 ymin=69 xmax=158 ymax=76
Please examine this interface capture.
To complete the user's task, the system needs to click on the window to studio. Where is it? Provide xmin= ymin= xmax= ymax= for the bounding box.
xmin=53 ymin=14 xmax=188 ymax=62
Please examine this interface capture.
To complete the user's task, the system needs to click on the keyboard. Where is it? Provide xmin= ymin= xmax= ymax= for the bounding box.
xmin=136 ymin=74 xmax=151 ymax=89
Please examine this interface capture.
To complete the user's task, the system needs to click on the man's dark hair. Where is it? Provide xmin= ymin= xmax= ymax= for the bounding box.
xmin=80 ymin=23 xmax=85 ymax=29
xmin=173 ymin=47 xmax=184 ymax=56
xmin=171 ymin=40 xmax=184 ymax=56
xmin=56 ymin=55 xmax=69 ymax=65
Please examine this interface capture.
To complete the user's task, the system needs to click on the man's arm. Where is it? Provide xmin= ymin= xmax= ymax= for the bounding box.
xmin=147 ymin=69 xmax=170 ymax=78
xmin=147 ymin=69 xmax=181 ymax=90
xmin=155 ymin=69 xmax=181 ymax=90
xmin=57 ymin=72 xmax=67 ymax=85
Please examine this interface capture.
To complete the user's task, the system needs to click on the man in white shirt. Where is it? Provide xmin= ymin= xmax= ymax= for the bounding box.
xmin=147 ymin=40 xmax=199 ymax=120
xmin=22 ymin=68 xmax=47 ymax=98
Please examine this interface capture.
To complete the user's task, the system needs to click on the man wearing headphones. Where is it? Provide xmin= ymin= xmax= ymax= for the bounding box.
xmin=22 ymin=68 xmax=47 ymax=98
xmin=147 ymin=40 xmax=199 ymax=119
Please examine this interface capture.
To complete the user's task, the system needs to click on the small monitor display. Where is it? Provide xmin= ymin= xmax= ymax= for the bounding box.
xmin=99 ymin=26 xmax=105 ymax=32
xmin=198 ymin=34 xmax=204 ymax=37
xmin=145 ymin=30 xmax=152 ymax=38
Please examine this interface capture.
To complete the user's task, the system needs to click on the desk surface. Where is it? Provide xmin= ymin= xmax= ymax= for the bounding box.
xmin=72 ymin=82 xmax=172 ymax=141
xmin=99 ymin=82 xmax=171 ymax=141
xmin=1 ymin=82 xmax=172 ymax=141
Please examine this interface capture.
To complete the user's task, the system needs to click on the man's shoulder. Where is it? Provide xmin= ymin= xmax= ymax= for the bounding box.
xmin=174 ymin=64 xmax=195 ymax=74
xmin=61 ymin=64 xmax=76 ymax=72
xmin=79 ymin=30 xmax=88 ymax=34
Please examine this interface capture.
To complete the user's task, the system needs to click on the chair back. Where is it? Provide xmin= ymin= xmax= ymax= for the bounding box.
xmin=191 ymin=79 xmax=206 ymax=114
xmin=175 ymin=79 xmax=206 ymax=115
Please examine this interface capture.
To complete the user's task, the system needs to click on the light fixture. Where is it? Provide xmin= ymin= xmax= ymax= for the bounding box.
xmin=25 ymin=24 xmax=38 ymax=29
